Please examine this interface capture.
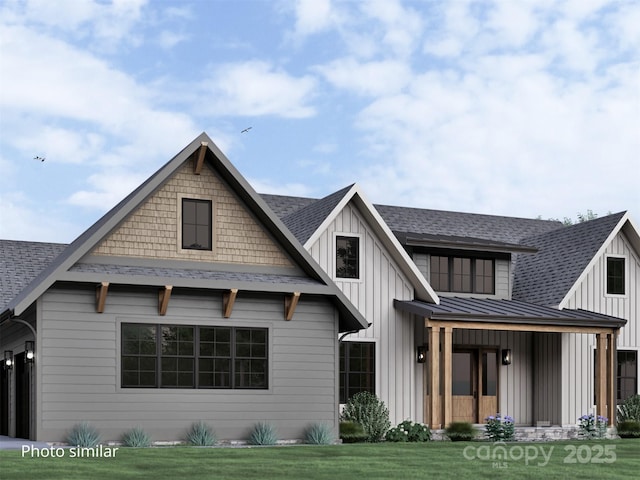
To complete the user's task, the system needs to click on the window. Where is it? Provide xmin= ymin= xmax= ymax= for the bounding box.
xmin=593 ymin=350 xmax=638 ymax=404
xmin=430 ymin=256 xmax=494 ymax=294
xmin=618 ymin=351 xmax=637 ymax=403
xmin=340 ymin=342 xmax=375 ymax=403
xmin=182 ymin=199 xmax=212 ymax=250
xmin=336 ymin=236 xmax=360 ymax=279
xmin=121 ymin=323 xmax=267 ymax=389
xmin=606 ymin=257 xmax=625 ymax=295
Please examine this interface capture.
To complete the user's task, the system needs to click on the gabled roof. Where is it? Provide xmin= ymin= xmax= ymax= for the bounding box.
xmin=395 ymin=297 xmax=627 ymax=330
xmin=1 ymin=133 xmax=368 ymax=332
xmin=513 ymin=212 xmax=639 ymax=307
xmin=262 ymin=195 xmax=563 ymax=246
xmin=280 ymin=184 xmax=439 ymax=304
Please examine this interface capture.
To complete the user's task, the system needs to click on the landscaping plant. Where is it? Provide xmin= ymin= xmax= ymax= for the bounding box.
xmin=305 ymin=423 xmax=335 ymax=445
xmin=340 ymin=391 xmax=391 ymax=443
xmin=616 ymin=420 xmax=640 ymax=438
xmin=248 ymin=422 xmax=278 ymax=445
xmin=444 ymin=422 xmax=476 ymax=441
xmin=385 ymin=420 xmax=431 ymax=442
xmin=121 ymin=426 xmax=152 ymax=447
xmin=338 ymin=421 xmax=368 ymax=443
xmin=66 ymin=421 xmax=101 ymax=448
xmin=484 ymin=413 xmax=515 ymax=441
xmin=577 ymin=414 xmax=608 ymax=439
xmin=186 ymin=421 xmax=217 ymax=446
xmin=617 ymin=394 xmax=640 ymax=422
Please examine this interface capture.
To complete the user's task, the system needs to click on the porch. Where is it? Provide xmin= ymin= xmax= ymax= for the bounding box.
xmin=395 ymin=297 xmax=627 ymax=429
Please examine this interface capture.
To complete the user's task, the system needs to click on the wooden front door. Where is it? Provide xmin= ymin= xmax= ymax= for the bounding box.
xmin=451 ymin=348 xmax=499 ymax=423
xmin=452 ymin=350 xmax=477 ymax=423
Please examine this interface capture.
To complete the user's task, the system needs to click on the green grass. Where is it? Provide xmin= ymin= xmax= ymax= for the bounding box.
xmin=1 ymin=440 xmax=638 ymax=479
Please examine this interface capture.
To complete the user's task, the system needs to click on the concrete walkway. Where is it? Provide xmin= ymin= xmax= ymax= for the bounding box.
xmin=0 ymin=435 xmax=51 ymax=450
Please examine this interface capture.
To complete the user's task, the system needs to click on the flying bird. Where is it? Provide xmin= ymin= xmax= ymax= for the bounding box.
xmin=241 ymin=127 xmax=252 ymax=133
xmin=34 ymin=156 xmax=45 ymax=162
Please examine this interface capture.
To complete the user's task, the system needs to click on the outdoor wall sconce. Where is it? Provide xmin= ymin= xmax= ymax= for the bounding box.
xmin=3 ymin=350 xmax=13 ymax=370
xmin=417 ymin=345 xmax=427 ymax=363
xmin=501 ymin=349 xmax=512 ymax=366
xmin=25 ymin=341 xmax=35 ymax=363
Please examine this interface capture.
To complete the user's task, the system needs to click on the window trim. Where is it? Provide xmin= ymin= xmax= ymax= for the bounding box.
xmin=120 ymin=321 xmax=269 ymax=391
xmin=604 ymin=254 xmax=628 ymax=298
xmin=333 ymin=233 xmax=364 ymax=282
xmin=592 ymin=348 xmax=638 ymax=405
xmin=177 ymin=193 xmax=215 ymax=255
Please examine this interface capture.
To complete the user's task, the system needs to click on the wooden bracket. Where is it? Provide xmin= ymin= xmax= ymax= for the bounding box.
xmin=158 ymin=286 xmax=173 ymax=316
xmin=284 ymin=292 xmax=301 ymax=321
xmin=95 ymin=282 xmax=109 ymax=313
xmin=194 ymin=142 xmax=208 ymax=175
xmin=223 ymin=288 xmax=238 ymax=318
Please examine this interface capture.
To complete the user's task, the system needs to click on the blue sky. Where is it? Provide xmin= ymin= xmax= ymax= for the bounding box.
xmin=1 ymin=0 xmax=638 ymax=243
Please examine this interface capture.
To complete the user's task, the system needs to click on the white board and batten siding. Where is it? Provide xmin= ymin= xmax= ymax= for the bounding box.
xmin=561 ymin=231 xmax=640 ymax=425
xmin=307 ymin=203 xmax=418 ymax=425
xmin=37 ymin=286 xmax=340 ymax=442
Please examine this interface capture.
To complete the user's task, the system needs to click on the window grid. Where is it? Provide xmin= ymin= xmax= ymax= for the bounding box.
xmin=182 ymin=198 xmax=212 ymax=250
xmin=430 ymin=256 xmax=495 ymax=294
xmin=121 ymin=324 xmax=268 ymax=390
xmin=336 ymin=236 xmax=360 ymax=279
xmin=340 ymin=342 xmax=375 ymax=403
xmin=606 ymin=257 xmax=625 ymax=295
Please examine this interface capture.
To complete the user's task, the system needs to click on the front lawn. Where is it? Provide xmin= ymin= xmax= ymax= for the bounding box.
xmin=1 ymin=440 xmax=638 ymax=479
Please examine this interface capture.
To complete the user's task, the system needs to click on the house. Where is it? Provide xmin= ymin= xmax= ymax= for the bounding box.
xmin=1 ymin=132 xmax=637 ymax=443
xmin=0 ymin=133 xmax=368 ymax=442
xmin=263 ymin=188 xmax=638 ymax=431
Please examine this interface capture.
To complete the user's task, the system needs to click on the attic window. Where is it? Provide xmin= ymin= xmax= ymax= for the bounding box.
xmin=336 ymin=235 xmax=360 ymax=279
xmin=606 ymin=256 xmax=625 ymax=295
xmin=182 ymin=199 xmax=212 ymax=250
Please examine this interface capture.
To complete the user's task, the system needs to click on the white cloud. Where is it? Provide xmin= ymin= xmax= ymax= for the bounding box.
xmin=157 ymin=30 xmax=188 ymax=49
xmin=199 ymin=61 xmax=317 ymax=118
xmin=315 ymin=58 xmax=412 ymax=96
xmin=289 ymin=0 xmax=339 ymax=37
xmin=249 ymin=178 xmax=313 ymax=197
xmin=67 ymin=170 xmax=147 ymax=210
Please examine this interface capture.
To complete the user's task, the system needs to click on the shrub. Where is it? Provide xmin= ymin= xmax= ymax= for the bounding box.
xmin=485 ymin=414 xmax=515 ymax=442
xmin=121 ymin=426 xmax=151 ymax=447
xmin=339 ymin=422 xmax=368 ymax=443
xmin=186 ymin=421 xmax=217 ymax=446
xmin=385 ymin=420 xmax=431 ymax=442
xmin=617 ymin=394 xmax=640 ymax=423
xmin=617 ymin=420 xmax=640 ymax=439
xmin=249 ymin=422 xmax=278 ymax=446
xmin=66 ymin=421 xmax=101 ymax=448
xmin=445 ymin=422 xmax=476 ymax=442
xmin=341 ymin=392 xmax=391 ymax=443
xmin=578 ymin=414 xmax=608 ymax=439
xmin=305 ymin=423 xmax=335 ymax=445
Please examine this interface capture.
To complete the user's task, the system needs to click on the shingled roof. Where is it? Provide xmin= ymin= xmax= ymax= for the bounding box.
xmin=512 ymin=212 xmax=627 ymax=306
xmin=262 ymin=194 xmax=563 ymax=244
xmin=0 ymin=240 xmax=67 ymax=311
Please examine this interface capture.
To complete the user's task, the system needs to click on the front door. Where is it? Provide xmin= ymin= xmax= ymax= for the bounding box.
xmin=451 ymin=348 xmax=499 ymax=423
xmin=452 ymin=350 xmax=477 ymax=423
xmin=15 ymin=353 xmax=30 ymax=439
xmin=0 ymin=366 xmax=8 ymax=435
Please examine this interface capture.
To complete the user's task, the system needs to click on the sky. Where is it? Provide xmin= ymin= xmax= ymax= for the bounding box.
xmin=0 ymin=0 xmax=638 ymax=243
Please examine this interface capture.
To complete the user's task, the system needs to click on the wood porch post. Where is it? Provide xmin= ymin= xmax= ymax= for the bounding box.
xmin=429 ymin=326 xmax=440 ymax=429
xmin=595 ymin=333 xmax=607 ymax=419
xmin=607 ymin=332 xmax=616 ymax=426
xmin=443 ymin=326 xmax=453 ymax=428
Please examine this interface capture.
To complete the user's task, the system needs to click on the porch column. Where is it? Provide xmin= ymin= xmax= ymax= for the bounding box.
xmin=607 ymin=332 xmax=616 ymax=426
xmin=595 ymin=333 xmax=607 ymax=419
xmin=443 ymin=326 xmax=453 ymax=428
xmin=429 ymin=326 xmax=440 ymax=429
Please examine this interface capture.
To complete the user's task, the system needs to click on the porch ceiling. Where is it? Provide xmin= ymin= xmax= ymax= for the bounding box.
xmin=394 ymin=297 xmax=627 ymax=331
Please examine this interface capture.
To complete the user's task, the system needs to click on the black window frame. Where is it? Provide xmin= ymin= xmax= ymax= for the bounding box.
xmin=336 ymin=235 xmax=360 ymax=279
xmin=182 ymin=198 xmax=212 ymax=251
xmin=430 ymin=255 xmax=495 ymax=294
xmin=617 ymin=350 xmax=637 ymax=404
xmin=606 ymin=256 xmax=626 ymax=295
xmin=340 ymin=341 xmax=375 ymax=403
xmin=121 ymin=323 xmax=268 ymax=390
